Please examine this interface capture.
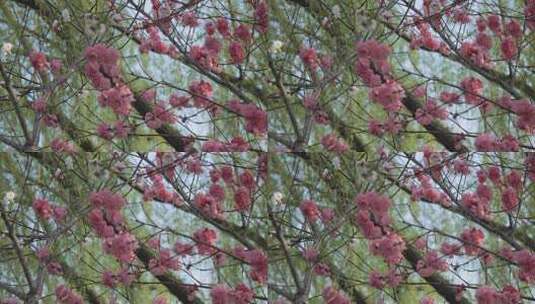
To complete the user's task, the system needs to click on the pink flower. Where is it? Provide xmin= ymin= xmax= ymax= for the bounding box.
xmin=194 ymin=193 xmax=223 ymax=219
xmin=513 ymin=249 xmax=535 ymax=283
xmin=369 ymin=233 xmax=406 ymax=264
xmin=229 ymin=41 xmax=245 ymax=64
xmin=243 ymin=249 xmax=268 ymax=283
xmin=299 ymin=199 xmax=320 ymax=222
xmin=254 ymin=1 xmax=269 ymax=33
xmin=216 ymin=18 xmax=231 ymax=37
xmin=460 ymin=77 xmax=484 ymax=105
xmin=420 ymin=296 xmax=435 ymax=304
xmin=234 ymin=186 xmax=251 ymax=212
xmin=102 ymin=232 xmax=138 ymax=262
xmin=152 ymin=296 xmax=167 ymax=304
xmin=369 ymin=270 xmax=385 ymax=289
xmin=322 ymin=286 xmax=350 ymax=304
xmin=369 ymin=80 xmax=405 ymax=111
xmin=89 ymin=189 xmax=126 ymax=211
xmin=440 ymin=91 xmax=460 ymax=104
xmin=416 ymin=250 xmax=448 ymax=277
xmin=29 ymin=51 xmax=49 ymax=72
xmin=440 ymin=242 xmax=462 ymax=257
xmin=487 ymin=15 xmax=501 ymax=34
xmin=525 ymin=0 xmax=535 ymax=30
xmin=460 ymin=228 xmax=484 ymax=256
xmin=320 ymin=207 xmax=335 ymax=223
xmin=50 ymin=59 xmax=62 ymax=74
xmin=230 ymin=283 xmax=254 ymax=304
xmin=320 ymin=133 xmax=348 ymax=153
xmin=33 ymin=198 xmax=53 ymax=219
xmin=193 ymin=228 xmax=218 ymax=255
xmin=501 ymin=187 xmax=519 ymax=212
xmin=475 ymin=133 xmax=498 ymax=151
xmin=210 ymin=285 xmax=231 ymax=304
xmin=97 ymin=85 xmax=134 ymax=116
xmin=55 ymin=285 xmax=84 ymax=304
xmin=234 ymin=24 xmax=252 ymax=43
xmin=227 ymin=100 xmax=267 ymax=135
xmin=299 ymin=46 xmax=319 ymax=70
xmin=505 ymin=20 xmax=523 ymax=38
xmin=181 ymin=11 xmax=199 ymax=27
xmin=501 ymin=36 xmax=517 ymax=60
xmin=302 ymin=248 xmax=319 ymax=262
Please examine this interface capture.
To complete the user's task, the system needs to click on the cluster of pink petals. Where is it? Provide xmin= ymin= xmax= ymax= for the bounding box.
xmin=96 ymin=121 xmax=130 ymax=140
xmin=29 ymin=50 xmax=49 ymax=72
xmin=36 ymin=247 xmax=63 ymax=275
xmin=527 ymin=0 xmax=535 ymax=30
xmin=512 ymin=249 xmax=535 ymax=283
xmin=369 ymin=233 xmax=406 ymax=265
xmin=302 ymin=94 xmax=329 ymax=125
xmin=139 ymin=26 xmax=170 ymax=55
xmin=369 ymin=80 xmax=405 ymax=112
xmin=50 ymin=138 xmax=77 ymax=154
xmin=32 ymin=198 xmax=67 ymax=222
xmin=55 ymin=284 xmax=84 ymax=304
xmin=101 ymin=267 xmax=134 ymax=288
xmin=194 ymin=192 xmax=224 ymax=219
xmin=354 ymin=191 xmax=392 ymax=239
xmin=193 ymin=228 xmax=218 ymax=255
xmin=144 ymin=102 xmax=177 ymax=129
xmin=474 ymin=133 xmax=519 ymax=152
xmin=415 ymin=99 xmax=449 ymax=125
xmin=202 ymin=136 xmax=251 ymax=152
xmin=227 ymin=100 xmax=267 ymax=135
xmin=320 ymin=133 xmax=348 ymax=154
xmin=368 ymin=268 xmax=402 ymax=289
xmin=410 ymin=20 xmax=448 ymax=55
xmin=460 ymin=227 xmax=485 ymax=256
xmin=501 ymin=98 xmax=535 ymax=134
xmin=234 ymin=247 xmax=268 ymax=283
xmin=416 ymin=250 xmax=448 ymax=277
xmin=299 ymin=199 xmax=321 ymax=222
xmin=210 ymin=283 xmax=255 ymax=304
xmin=102 ymin=232 xmax=139 ymax=263
xmin=149 ymin=248 xmax=181 ymax=275
xmin=322 ymin=286 xmax=350 ymax=304
xmin=475 ymin=285 xmax=521 ymax=304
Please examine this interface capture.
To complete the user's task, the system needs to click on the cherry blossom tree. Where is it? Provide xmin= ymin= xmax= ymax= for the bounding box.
xmin=0 ymin=0 xmax=534 ymax=303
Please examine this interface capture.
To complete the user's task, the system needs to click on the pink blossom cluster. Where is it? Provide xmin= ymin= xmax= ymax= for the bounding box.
xmin=87 ymin=189 xmax=139 ymax=263
xmin=475 ymin=285 xmax=521 ymax=304
xmin=440 ymin=242 xmax=462 ymax=257
xmin=36 ymin=247 xmax=63 ymax=275
xmin=322 ymin=286 xmax=350 ymax=304
xmin=501 ymin=98 xmax=535 ymax=134
xmin=410 ymin=19 xmax=448 ymax=54
xmin=369 ymin=233 xmax=407 ymax=265
xmin=143 ymin=174 xmax=180 ymax=205
xmin=368 ymin=268 xmax=402 ymax=289
xmin=303 ymin=94 xmax=329 ymax=125
xmin=101 ymin=267 xmax=134 ymax=288
xmin=415 ymin=99 xmax=448 ymax=125
xmin=512 ymin=249 xmax=535 ymax=283
xmin=193 ymin=228 xmax=218 ymax=255
xmin=320 ymin=133 xmax=349 ymax=154
xmin=210 ymin=283 xmax=254 ymax=304
xmin=139 ymin=26 xmax=171 ymax=55
xmin=474 ymin=133 xmax=519 ymax=152
xmin=152 ymin=296 xmax=168 ymax=304
xmin=149 ymin=248 xmax=181 ymax=275
xmin=354 ymin=192 xmax=392 ymax=239
xmin=102 ymin=232 xmax=139 ymax=263
xmin=194 ymin=192 xmax=224 ymax=219
xmin=96 ymin=121 xmax=130 ymax=140
xmin=410 ymin=173 xmax=450 ymax=207
xmin=202 ymin=137 xmax=251 ymax=152
xmin=84 ymin=44 xmax=134 ymax=117
xmin=55 ymin=284 xmax=84 ymax=304
xmin=420 ymin=296 xmax=435 ymax=304
xmin=50 ymin=138 xmax=77 ymax=154
xmin=188 ymin=80 xmax=214 ymax=110
xmin=234 ymin=247 xmax=268 ymax=283
xmin=527 ymin=0 xmax=535 ymax=30
xmin=144 ymin=101 xmax=177 ymax=129
xmin=254 ymin=1 xmax=269 ymax=33
xmin=416 ymin=250 xmax=448 ymax=277
xmin=32 ymin=198 xmax=67 ymax=222
xmin=460 ymin=227 xmax=485 ymax=256
xmin=299 ymin=199 xmax=321 ymax=222
xmin=354 ymin=39 xmax=407 ymax=113
xmin=29 ymin=50 xmax=49 ymax=72
xmin=227 ymin=99 xmax=267 ymax=135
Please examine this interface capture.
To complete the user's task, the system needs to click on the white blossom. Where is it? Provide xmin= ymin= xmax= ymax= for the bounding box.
xmin=4 ymin=191 xmax=15 ymax=201
xmin=332 ymin=5 xmax=341 ymax=18
xmin=270 ymin=40 xmax=283 ymax=53
xmin=2 ymin=42 xmax=13 ymax=55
